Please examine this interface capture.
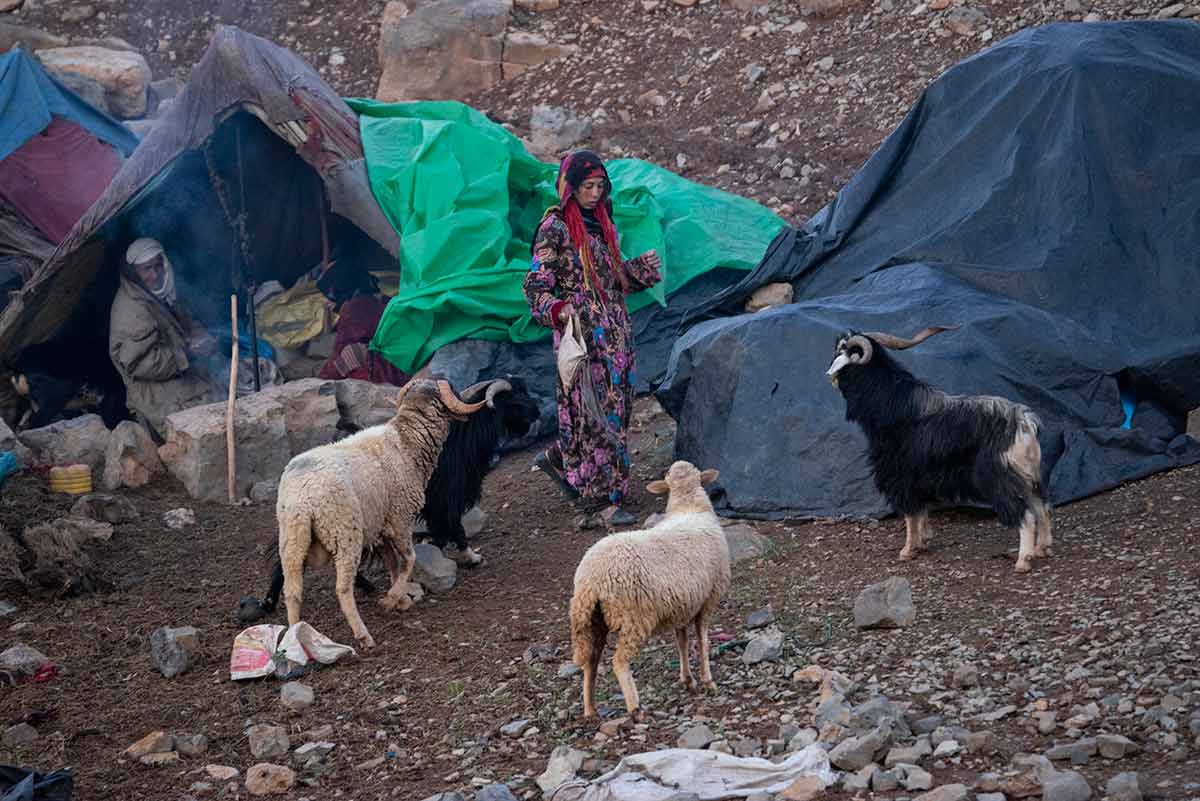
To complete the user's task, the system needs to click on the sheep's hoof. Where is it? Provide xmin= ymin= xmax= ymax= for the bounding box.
xmin=898 ymin=548 xmax=915 ymax=561
xmin=451 ymin=548 xmax=484 ymax=568
xmin=629 ymin=707 xmax=648 ymax=724
xmin=1014 ymin=559 xmax=1033 ymax=573
xmin=703 ymin=681 xmax=718 ymax=694
xmin=379 ymin=594 xmax=413 ymax=612
xmin=681 ymin=678 xmax=697 ymax=693
xmin=1035 ymin=546 xmax=1053 ymax=558
xmin=357 ymin=634 xmax=377 ymax=650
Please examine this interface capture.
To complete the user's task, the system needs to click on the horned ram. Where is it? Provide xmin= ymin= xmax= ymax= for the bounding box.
xmin=238 ymin=377 xmax=538 ymax=624
xmin=826 ymin=326 xmax=1052 ymax=572
xmin=272 ymin=378 xmax=487 ymax=649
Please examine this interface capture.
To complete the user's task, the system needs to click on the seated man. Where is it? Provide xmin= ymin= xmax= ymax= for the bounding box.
xmin=108 ymin=238 xmax=224 ymax=439
xmin=315 ymin=261 xmax=408 ymax=387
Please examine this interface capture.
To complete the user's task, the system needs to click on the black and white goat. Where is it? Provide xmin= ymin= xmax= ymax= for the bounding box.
xmin=237 ymin=376 xmax=540 ymax=623
xmin=826 ymin=327 xmax=1052 ymax=572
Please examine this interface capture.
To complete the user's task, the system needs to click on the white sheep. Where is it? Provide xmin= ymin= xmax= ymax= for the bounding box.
xmin=568 ymin=460 xmax=730 ymax=720
xmin=276 ymin=378 xmax=487 ymax=649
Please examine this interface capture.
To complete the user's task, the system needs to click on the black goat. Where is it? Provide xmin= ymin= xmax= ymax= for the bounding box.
xmin=237 ymin=376 xmax=540 ymax=623
xmin=826 ymin=326 xmax=1052 ymax=572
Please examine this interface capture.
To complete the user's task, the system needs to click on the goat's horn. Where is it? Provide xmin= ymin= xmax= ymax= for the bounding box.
xmin=437 ymin=380 xmax=487 ymax=416
xmin=862 ymin=325 xmax=958 ymax=351
xmin=484 ymin=379 xmax=512 ymax=408
xmin=846 ymin=334 xmax=874 ymax=364
xmin=460 ymin=380 xmax=491 ymax=401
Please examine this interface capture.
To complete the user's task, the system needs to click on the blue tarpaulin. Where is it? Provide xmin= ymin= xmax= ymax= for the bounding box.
xmin=0 ymin=49 xmax=138 ymax=161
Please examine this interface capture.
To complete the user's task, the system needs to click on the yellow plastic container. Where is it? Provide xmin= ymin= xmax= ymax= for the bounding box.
xmin=49 ymin=463 xmax=92 ymax=495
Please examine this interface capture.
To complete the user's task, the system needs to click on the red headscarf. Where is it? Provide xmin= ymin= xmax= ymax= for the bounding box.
xmin=551 ymin=150 xmax=628 ymax=295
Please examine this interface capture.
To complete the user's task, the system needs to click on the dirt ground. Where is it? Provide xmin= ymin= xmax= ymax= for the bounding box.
xmin=1 ymin=399 xmax=1198 ymax=800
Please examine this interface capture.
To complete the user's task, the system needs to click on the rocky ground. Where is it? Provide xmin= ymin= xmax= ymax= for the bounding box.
xmin=10 ymin=0 xmax=1200 ymax=224
xmin=1 ymin=399 xmax=1199 ymax=801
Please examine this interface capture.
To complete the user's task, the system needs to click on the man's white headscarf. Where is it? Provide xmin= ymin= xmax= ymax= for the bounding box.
xmin=125 ymin=237 xmax=177 ymax=307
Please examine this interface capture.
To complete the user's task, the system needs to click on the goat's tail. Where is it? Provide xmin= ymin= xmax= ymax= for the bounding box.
xmin=1002 ymin=406 xmax=1043 ymax=488
xmin=569 ymin=583 xmax=605 ymax=668
xmin=1018 ymin=405 xmax=1042 ymax=438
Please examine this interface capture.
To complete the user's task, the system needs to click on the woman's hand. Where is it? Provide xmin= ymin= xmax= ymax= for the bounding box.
xmin=557 ymin=303 xmax=575 ymax=325
xmin=642 ymin=249 xmax=662 ymax=272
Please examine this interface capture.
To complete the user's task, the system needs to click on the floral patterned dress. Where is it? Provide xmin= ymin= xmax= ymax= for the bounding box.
xmin=524 ymin=213 xmax=661 ymax=506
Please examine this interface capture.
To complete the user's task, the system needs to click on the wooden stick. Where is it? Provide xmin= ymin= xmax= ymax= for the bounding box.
xmin=227 ymin=294 xmax=239 ymax=504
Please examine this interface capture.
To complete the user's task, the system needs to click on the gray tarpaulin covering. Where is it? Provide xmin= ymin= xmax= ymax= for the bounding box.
xmin=656 ymin=21 xmax=1200 ymax=518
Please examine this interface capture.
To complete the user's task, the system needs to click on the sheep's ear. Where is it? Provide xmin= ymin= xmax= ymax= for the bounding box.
xmin=699 ymin=469 xmax=720 ymax=486
xmin=646 ymin=480 xmax=670 ymax=495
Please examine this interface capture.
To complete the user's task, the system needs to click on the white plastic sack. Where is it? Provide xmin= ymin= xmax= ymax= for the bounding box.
xmin=557 ymin=314 xmax=587 ymax=390
xmin=229 ymin=622 xmax=356 ymax=681
xmin=550 ymin=745 xmax=837 ymax=801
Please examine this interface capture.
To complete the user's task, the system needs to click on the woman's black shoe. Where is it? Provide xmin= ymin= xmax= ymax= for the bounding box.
xmin=534 ymin=450 xmax=580 ymax=500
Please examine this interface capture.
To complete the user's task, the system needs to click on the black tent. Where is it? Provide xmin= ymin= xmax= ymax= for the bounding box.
xmin=658 ymin=20 xmax=1200 ymax=518
xmin=0 ymin=26 xmax=400 ymax=374
xmin=0 ymin=27 xmax=402 ymax=428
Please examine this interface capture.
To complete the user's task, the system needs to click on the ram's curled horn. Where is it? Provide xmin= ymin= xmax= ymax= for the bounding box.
xmin=846 ymin=334 xmax=874 ymax=364
xmin=484 ymin=379 xmax=512 ymax=408
xmin=437 ymin=380 xmax=488 ymax=415
xmin=393 ymin=378 xmax=420 ymax=407
xmin=863 ymin=325 xmax=959 ymax=351
xmin=459 ymin=380 xmax=492 ymax=401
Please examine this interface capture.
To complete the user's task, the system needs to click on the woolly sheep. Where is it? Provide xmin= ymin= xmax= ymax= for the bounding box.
xmin=237 ymin=377 xmax=538 ymax=624
xmin=569 ymin=460 xmax=730 ymax=720
xmin=276 ymin=378 xmax=487 ymax=649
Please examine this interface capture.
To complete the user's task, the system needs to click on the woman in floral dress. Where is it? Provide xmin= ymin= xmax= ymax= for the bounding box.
xmin=524 ymin=150 xmax=662 ymax=525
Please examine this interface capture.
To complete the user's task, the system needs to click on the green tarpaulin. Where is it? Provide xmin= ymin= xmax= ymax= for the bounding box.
xmin=346 ymin=99 xmax=785 ymax=374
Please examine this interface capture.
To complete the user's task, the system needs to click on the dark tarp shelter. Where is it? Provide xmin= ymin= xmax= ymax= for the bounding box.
xmin=657 ymin=20 xmax=1200 ymax=519
xmin=0 ymin=47 xmax=137 ymax=294
xmin=0 ymin=26 xmax=401 ymax=386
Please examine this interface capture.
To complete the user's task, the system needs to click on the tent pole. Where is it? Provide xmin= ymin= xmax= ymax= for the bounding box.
xmin=318 ymin=173 xmax=330 ymax=267
xmin=317 ymin=173 xmax=332 ymax=334
xmin=236 ymin=124 xmax=261 ymax=392
xmin=227 ymin=294 xmax=239 ymax=504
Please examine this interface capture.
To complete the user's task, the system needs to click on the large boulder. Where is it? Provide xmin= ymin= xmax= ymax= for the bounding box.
xmin=0 ymin=22 xmax=67 ymax=52
xmin=158 ymin=395 xmax=291 ymax=502
xmin=49 ymin=69 xmax=110 ymax=115
xmin=102 ymin=420 xmax=164 ymax=490
xmin=333 ymin=379 xmax=399 ymax=430
xmin=255 ymin=379 xmax=340 ymax=456
xmin=0 ymin=416 xmax=33 ymax=468
xmin=19 ymin=414 xmax=109 ymax=473
xmin=376 ymin=0 xmax=512 ymax=102
xmin=35 ymin=46 xmax=152 ymax=118
xmin=501 ymin=31 xmax=578 ymax=79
